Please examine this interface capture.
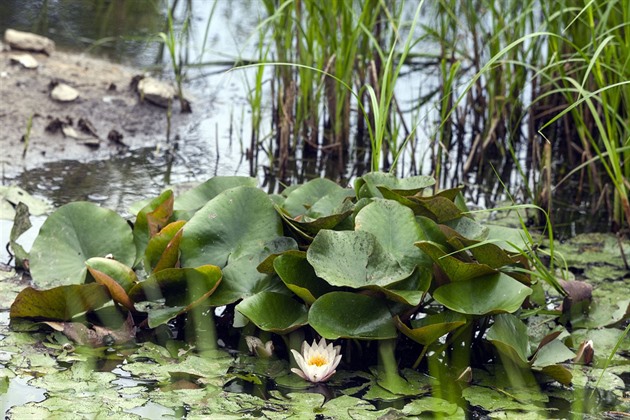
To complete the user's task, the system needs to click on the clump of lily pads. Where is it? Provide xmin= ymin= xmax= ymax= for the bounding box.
xmin=6 ymin=173 xmax=629 ymax=415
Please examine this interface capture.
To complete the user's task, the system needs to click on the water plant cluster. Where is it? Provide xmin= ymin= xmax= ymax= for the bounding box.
xmin=6 ymin=174 xmax=629 ymax=416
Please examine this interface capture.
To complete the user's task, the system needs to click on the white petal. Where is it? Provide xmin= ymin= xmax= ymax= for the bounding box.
xmin=290 ymin=368 xmax=308 ymax=381
xmin=291 ymin=349 xmax=309 ymax=372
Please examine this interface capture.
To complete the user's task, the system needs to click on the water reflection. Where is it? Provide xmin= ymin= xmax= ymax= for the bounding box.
xmin=12 ymin=141 xmax=247 ymax=215
xmin=0 ymin=0 xmax=166 ymax=66
xmin=0 ymin=376 xmax=47 ymax=417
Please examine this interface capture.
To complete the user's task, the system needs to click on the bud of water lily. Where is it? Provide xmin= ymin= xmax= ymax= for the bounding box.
xmin=573 ymin=340 xmax=594 ymax=365
xmin=245 ymin=336 xmax=274 ymax=358
xmin=290 ymin=338 xmax=342 ymax=383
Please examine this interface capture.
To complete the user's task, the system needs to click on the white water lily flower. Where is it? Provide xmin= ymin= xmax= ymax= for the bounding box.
xmin=290 ymin=338 xmax=342 ymax=383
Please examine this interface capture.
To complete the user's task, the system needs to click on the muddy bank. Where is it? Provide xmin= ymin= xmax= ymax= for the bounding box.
xmin=0 ymin=39 xmax=190 ymax=179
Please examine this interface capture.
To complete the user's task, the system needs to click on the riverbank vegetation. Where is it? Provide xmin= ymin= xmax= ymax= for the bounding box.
xmin=1 ymin=0 xmax=629 ymax=417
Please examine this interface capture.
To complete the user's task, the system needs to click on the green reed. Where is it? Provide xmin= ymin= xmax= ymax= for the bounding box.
xmin=538 ymin=0 xmax=630 ymax=228
xmin=254 ymin=0 xmax=417 ymax=183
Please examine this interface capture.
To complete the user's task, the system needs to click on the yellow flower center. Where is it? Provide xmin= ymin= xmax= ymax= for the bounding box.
xmin=307 ymin=354 xmax=327 ymax=367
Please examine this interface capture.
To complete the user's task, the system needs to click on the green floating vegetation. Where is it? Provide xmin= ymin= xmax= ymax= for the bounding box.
xmin=3 ymin=174 xmax=629 ymax=417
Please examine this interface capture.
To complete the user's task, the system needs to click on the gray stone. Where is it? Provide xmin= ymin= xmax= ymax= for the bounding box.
xmin=4 ymin=29 xmax=55 ymax=55
xmin=137 ymin=76 xmax=176 ymax=107
xmin=51 ymin=83 xmax=80 ymax=102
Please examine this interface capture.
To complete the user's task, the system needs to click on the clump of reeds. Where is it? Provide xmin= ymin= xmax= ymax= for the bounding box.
xmin=241 ymin=0 xmax=629 ymax=230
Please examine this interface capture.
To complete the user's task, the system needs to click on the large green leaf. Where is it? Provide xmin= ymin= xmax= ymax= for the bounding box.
xmin=355 ymin=199 xmax=429 ymax=268
xmin=180 ymin=186 xmax=283 ymax=268
xmin=273 ymin=251 xmax=335 ymax=304
xmin=207 ymin=250 xmax=289 ymax=306
xmin=307 ymin=200 xmax=429 ymax=289
xmin=307 ymin=229 xmax=401 ymax=288
xmin=281 ymin=178 xmax=344 ymax=217
xmin=530 ymin=339 xmax=576 ymax=368
xmin=433 ymin=273 xmax=532 ymax=315
xmin=486 ymin=313 xmax=530 ymax=366
xmin=29 ymin=202 xmax=136 ymax=287
xmin=174 ymin=176 xmax=257 ymax=212
xmin=309 ymin=292 xmax=397 ymax=339
xmin=236 ymin=291 xmax=308 ymax=333
xmin=10 ymin=284 xmax=111 ymax=321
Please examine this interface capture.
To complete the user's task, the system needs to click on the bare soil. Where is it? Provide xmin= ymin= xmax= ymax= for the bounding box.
xmin=0 ymin=41 xmax=189 ymax=178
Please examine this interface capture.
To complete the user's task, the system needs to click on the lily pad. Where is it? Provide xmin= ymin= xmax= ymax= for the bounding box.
xmin=273 ymin=251 xmax=334 ymax=304
xmin=10 ymin=283 xmax=111 ymax=321
xmin=174 ymin=176 xmax=257 ymax=212
xmin=486 ymin=313 xmax=531 ymax=366
xmin=307 ymin=229 xmax=402 ymax=288
xmin=281 ymin=178 xmax=347 ymax=217
xmin=236 ymin=291 xmax=308 ymax=333
xmin=433 ymin=273 xmax=532 ymax=315
xmin=530 ymin=339 xmax=576 ymax=368
xmin=355 ymin=172 xmax=435 ymax=198
xmin=308 ymin=199 xmax=429 ymax=289
xmin=206 ymin=241 xmax=292 ymax=306
xmin=309 ymin=292 xmax=397 ymax=339
xmin=180 ymin=186 xmax=283 ymax=268
xmin=0 ymin=185 xmax=51 ymax=220
xmin=29 ymin=202 xmax=136 ymax=287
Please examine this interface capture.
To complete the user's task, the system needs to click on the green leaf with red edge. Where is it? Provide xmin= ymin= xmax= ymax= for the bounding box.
xmin=10 ymin=283 xmax=111 ymax=321
xmin=145 ymin=220 xmax=186 ymax=273
xmin=133 ymin=189 xmax=174 ymax=266
xmin=85 ymin=257 xmax=137 ymax=311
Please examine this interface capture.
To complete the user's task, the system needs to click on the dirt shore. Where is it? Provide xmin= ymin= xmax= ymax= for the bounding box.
xmin=0 ymin=40 xmax=189 ymax=178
